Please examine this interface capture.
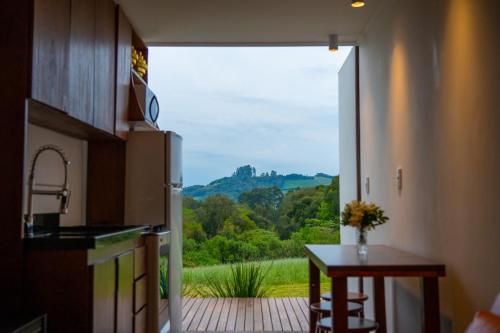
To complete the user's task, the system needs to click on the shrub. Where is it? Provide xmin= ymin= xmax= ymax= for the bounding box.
xmin=194 ymin=262 xmax=271 ymax=297
xmin=184 ymin=249 xmax=220 ymax=267
xmin=160 ymin=259 xmax=168 ymax=299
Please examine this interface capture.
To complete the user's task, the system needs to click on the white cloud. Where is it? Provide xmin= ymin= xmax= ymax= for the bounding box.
xmin=149 ymin=46 xmax=351 ymax=186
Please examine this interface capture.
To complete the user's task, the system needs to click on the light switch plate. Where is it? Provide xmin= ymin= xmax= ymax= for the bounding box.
xmin=396 ymin=167 xmax=403 ymax=191
xmin=365 ymin=176 xmax=370 ymax=194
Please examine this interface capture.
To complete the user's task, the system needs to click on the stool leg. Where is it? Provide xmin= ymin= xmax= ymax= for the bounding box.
xmin=359 ymin=277 xmax=365 ymax=319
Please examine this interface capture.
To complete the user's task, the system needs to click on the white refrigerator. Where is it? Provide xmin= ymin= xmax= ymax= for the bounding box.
xmin=125 ymin=131 xmax=183 ymax=333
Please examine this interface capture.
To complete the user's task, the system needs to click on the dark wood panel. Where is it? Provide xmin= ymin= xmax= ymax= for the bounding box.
xmin=87 ymin=141 xmax=126 ymax=225
xmin=68 ymin=0 xmax=95 ymax=125
xmin=117 ymin=251 xmax=134 ymax=333
xmin=0 ymin=0 xmax=29 ymax=315
xmin=94 ymin=0 xmax=116 ymax=133
xmin=24 ymin=250 xmax=91 ymax=333
xmin=134 ymin=275 xmax=147 ymax=313
xmin=115 ymin=7 xmax=132 ymax=140
xmin=374 ymin=276 xmax=387 ymax=333
xmin=92 ymin=258 xmax=116 ymax=333
xmin=308 ymin=259 xmax=320 ymax=333
xmin=423 ymin=277 xmax=441 ymax=333
xmin=32 ymin=0 xmax=70 ymax=111
xmin=28 ymin=99 xmax=119 ymax=141
xmin=134 ymin=246 xmax=146 ymax=279
xmin=134 ymin=306 xmax=147 ymax=333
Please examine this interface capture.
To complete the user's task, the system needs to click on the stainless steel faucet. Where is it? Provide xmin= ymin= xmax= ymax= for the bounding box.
xmin=24 ymin=145 xmax=71 ymax=236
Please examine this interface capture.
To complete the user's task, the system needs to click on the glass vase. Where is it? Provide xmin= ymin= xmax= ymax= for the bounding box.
xmin=356 ymin=228 xmax=368 ymax=256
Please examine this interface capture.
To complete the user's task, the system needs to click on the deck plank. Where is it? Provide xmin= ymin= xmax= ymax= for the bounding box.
xmin=268 ymin=298 xmax=283 ymax=331
xmin=275 ymin=298 xmax=292 ymax=331
xmin=235 ymin=298 xmax=247 ymax=331
xmin=198 ymin=298 xmax=217 ymax=331
xmin=261 ymin=298 xmax=273 ymax=331
xmin=290 ymin=297 xmax=309 ymax=331
xmin=216 ymin=298 xmax=231 ymax=331
xmin=298 ymin=297 xmax=310 ymax=319
xmin=207 ymin=298 xmax=225 ymax=331
xmin=188 ymin=298 xmax=210 ymax=331
xmin=284 ymin=297 xmax=302 ymax=331
xmin=225 ymin=298 xmax=238 ymax=331
xmin=244 ymin=298 xmax=254 ymax=331
xmin=183 ymin=298 xmax=196 ymax=320
xmin=183 ymin=298 xmax=203 ymax=331
xmin=284 ymin=298 xmax=302 ymax=331
xmin=253 ymin=298 xmax=263 ymax=331
xmin=183 ymin=298 xmax=309 ymax=332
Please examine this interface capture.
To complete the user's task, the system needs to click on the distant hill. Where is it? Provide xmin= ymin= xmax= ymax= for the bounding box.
xmin=183 ymin=165 xmax=333 ymax=200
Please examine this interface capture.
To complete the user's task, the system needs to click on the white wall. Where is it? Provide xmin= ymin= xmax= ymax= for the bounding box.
xmin=359 ymin=0 xmax=500 ymax=331
xmin=339 ymin=48 xmax=358 ymax=245
xmin=26 ymin=125 xmax=87 ymax=226
xmin=339 ymin=47 xmax=396 ymax=332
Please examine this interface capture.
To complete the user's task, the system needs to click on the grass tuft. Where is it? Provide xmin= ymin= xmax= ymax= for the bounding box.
xmin=183 ymin=258 xmax=331 ymax=297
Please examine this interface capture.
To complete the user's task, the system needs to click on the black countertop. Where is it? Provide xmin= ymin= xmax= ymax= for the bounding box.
xmin=24 ymin=225 xmax=149 ymax=250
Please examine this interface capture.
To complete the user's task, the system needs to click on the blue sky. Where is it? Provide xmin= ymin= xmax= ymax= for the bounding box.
xmin=149 ymin=47 xmax=352 ymax=187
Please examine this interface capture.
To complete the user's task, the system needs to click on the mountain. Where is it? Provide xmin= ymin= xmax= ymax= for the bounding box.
xmin=183 ymin=165 xmax=333 ymax=200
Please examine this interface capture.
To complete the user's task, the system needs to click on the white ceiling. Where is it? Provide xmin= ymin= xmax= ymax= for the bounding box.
xmin=117 ymin=0 xmax=382 ymax=46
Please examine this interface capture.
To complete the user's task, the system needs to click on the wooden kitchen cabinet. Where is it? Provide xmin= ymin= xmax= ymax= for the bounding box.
xmin=92 ymin=259 xmax=116 ymax=333
xmin=116 ymin=251 xmax=134 ymax=333
xmin=32 ymin=0 xmax=70 ymax=112
xmin=24 ymin=234 xmax=145 ymax=333
xmin=94 ymin=0 xmax=116 ymax=134
xmin=68 ymin=0 xmax=95 ymax=125
xmin=115 ymin=7 xmax=133 ymax=140
xmin=31 ymin=0 xmax=121 ymax=137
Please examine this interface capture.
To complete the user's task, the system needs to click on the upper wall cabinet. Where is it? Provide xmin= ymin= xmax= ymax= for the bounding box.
xmin=32 ymin=0 xmax=70 ymax=112
xmin=31 ymin=0 xmax=120 ymax=137
xmin=68 ymin=0 xmax=95 ymax=125
xmin=115 ymin=8 xmax=133 ymax=141
xmin=94 ymin=0 xmax=117 ymax=134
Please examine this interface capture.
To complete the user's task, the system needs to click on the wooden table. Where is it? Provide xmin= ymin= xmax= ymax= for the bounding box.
xmin=305 ymin=245 xmax=446 ymax=333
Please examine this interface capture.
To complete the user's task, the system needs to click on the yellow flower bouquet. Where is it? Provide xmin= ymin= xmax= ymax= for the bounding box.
xmin=340 ymin=200 xmax=389 ymax=231
xmin=341 ymin=200 xmax=389 ymax=255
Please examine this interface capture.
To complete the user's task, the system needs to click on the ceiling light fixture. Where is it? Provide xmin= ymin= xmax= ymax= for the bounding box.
xmin=329 ymin=34 xmax=339 ymax=53
xmin=351 ymin=0 xmax=365 ymax=8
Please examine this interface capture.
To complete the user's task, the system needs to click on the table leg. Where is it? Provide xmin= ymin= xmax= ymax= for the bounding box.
xmin=373 ymin=277 xmax=387 ymax=333
xmin=332 ymin=277 xmax=348 ymax=332
xmin=309 ymin=259 xmax=320 ymax=333
xmin=423 ymin=277 xmax=440 ymax=333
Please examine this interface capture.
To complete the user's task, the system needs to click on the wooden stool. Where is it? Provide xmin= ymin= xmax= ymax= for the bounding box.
xmin=311 ymin=301 xmax=363 ymax=317
xmin=310 ymin=301 xmax=364 ymax=332
xmin=321 ymin=292 xmax=369 ymax=303
xmin=316 ymin=316 xmax=378 ymax=333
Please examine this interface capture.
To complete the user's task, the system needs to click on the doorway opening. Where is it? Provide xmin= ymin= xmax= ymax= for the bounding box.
xmin=148 ymin=45 xmax=354 ymax=331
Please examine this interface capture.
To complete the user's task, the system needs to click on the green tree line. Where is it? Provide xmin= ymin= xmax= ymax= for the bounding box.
xmin=183 ymin=176 xmax=341 ymax=267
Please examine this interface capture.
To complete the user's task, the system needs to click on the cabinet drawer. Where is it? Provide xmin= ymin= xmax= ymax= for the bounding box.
xmin=134 ymin=275 xmax=147 ymax=313
xmin=133 ymin=306 xmax=147 ymax=333
xmin=134 ymin=246 xmax=146 ymax=279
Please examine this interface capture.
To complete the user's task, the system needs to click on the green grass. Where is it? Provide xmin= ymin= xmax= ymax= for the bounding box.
xmin=282 ymin=176 xmax=332 ymax=192
xmin=183 ymin=258 xmax=331 ymax=297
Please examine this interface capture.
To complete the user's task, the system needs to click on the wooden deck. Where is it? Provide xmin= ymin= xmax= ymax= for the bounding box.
xmin=183 ymin=298 xmax=310 ymax=332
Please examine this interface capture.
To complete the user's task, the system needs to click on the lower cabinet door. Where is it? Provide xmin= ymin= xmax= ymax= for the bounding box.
xmin=92 ymin=259 xmax=116 ymax=333
xmin=117 ymin=251 xmax=134 ymax=333
xmin=134 ymin=307 xmax=147 ymax=333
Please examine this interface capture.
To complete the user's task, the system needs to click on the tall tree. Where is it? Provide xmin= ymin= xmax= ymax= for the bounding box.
xmin=196 ymin=194 xmax=236 ymax=238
